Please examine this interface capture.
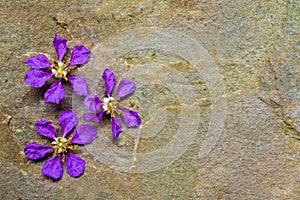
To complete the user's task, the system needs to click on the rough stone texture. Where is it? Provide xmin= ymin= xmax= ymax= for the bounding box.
xmin=0 ymin=0 xmax=299 ymax=199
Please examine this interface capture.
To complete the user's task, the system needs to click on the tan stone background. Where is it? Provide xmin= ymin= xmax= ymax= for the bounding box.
xmin=0 ymin=1 xmax=299 ymax=199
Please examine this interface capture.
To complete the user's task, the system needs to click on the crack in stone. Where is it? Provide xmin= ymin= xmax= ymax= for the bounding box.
xmin=129 ymin=125 xmax=142 ymax=172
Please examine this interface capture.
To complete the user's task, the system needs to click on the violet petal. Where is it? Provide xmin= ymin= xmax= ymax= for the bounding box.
xmin=82 ymin=113 xmax=100 ymax=123
xmin=44 ymin=79 xmax=65 ymax=104
xmin=66 ymin=153 xmax=85 ymax=178
xmin=111 ymin=117 xmax=122 ymax=141
xmin=69 ymin=46 xmax=90 ymax=66
xmin=102 ymin=69 xmax=115 ymax=96
xmin=24 ymin=54 xmax=52 ymax=69
xmin=24 ymin=69 xmax=53 ymax=88
xmin=115 ymin=78 xmax=136 ymax=98
xmin=35 ymin=120 xmax=56 ymax=139
xmin=96 ymin=110 xmax=105 ymax=122
xmin=58 ymin=110 xmax=78 ymax=138
xmin=68 ymin=75 xmax=88 ymax=96
xmin=119 ymin=107 xmax=141 ymax=128
xmin=70 ymin=124 xmax=97 ymax=145
xmin=83 ymin=94 xmax=103 ymax=112
xmin=24 ymin=142 xmax=54 ymax=160
xmin=41 ymin=156 xmax=63 ymax=180
xmin=53 ymin=34 xmax=67 ymax=62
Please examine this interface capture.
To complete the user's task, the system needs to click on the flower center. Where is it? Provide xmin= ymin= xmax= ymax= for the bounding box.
xmin=51 ymin=137 xmax=69 ymax=154
xmin=52 ymin=61 xmax=68 ymax=81
xmin=51 ymin=137 xmax=77 ymax=158
xmin=102 ymin=97 xmax=120 ymax=118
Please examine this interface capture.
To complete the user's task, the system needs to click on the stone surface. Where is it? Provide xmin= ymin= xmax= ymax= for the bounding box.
xmin=0 ymin=0 xmax=299 ymax=199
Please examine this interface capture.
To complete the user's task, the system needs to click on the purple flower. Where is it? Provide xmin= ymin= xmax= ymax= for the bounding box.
xmin=82 ymin=69 xmax=141 ymax=141
xmin=24 ymin=110 xmax=97 ymax=180
xmin=24 ymin=34 xmax=90 ymax=104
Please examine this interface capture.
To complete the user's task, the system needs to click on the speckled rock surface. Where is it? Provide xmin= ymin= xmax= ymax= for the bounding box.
xmin=0 ymin=1 xmax=299 ymax=199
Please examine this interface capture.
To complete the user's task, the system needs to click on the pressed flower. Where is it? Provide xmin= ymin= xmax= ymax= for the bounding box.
xmin=24 ymin=34 xmax=90 ymax=104
xmin=24 ymin=110 xmax=97 ymax=180
xmin=83 ymin=69 xmax=141 ymax=141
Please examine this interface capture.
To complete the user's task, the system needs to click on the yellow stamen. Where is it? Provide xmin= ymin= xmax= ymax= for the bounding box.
xmin=51 ymin=61 xmax=73 ymax=81
xmin=51 ymin=137 xmax=76 ymax=160
xmin=102 ymin=97 xmax=121 ymax=118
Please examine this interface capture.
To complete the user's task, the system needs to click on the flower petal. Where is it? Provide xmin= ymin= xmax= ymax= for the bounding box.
xmin=58 ymin=110 xmax=78 ymax=137
xmin=70 ymin=124 xmax=97 ymax=145
xmin=53 ymin=34 xmax=67 ymax=62
xmin=35 ymin=120 xmax=56 ymax=139
xmin=24 ymin=69 xmax=53 ymax=88
xmin=115 ymin=78 xmax=136 ymax=98
xmin=102 ymin=69 xmax=115 ymax=96
xmin=42 ymin=156 xmax=63 ymax=180
xmin=119 ymin=107 xmax=141 ymax=128
xmin=24 ymin=142 xmax=54 ymax=160
xmin=111 ymin=117 xmax=122 ymax=141
xmin=82 ymin=113 xmax=100 ymax=123
xmin=83 ymin=94 xmax=103 ymax=112
xmin=24 ymin=54 xmax=52 ymax=69
xmin=44 ymin=79 xmax=65 ymax=104
xmin=68 ymin=76 xmax=88 ymax=96
xmin=96 ymin=110 xmax=105 ymax=122
xmin=69 ymin=46 xmax=90 ymax=66
xmin=66 ymin=153 xmax=85 ymax=178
